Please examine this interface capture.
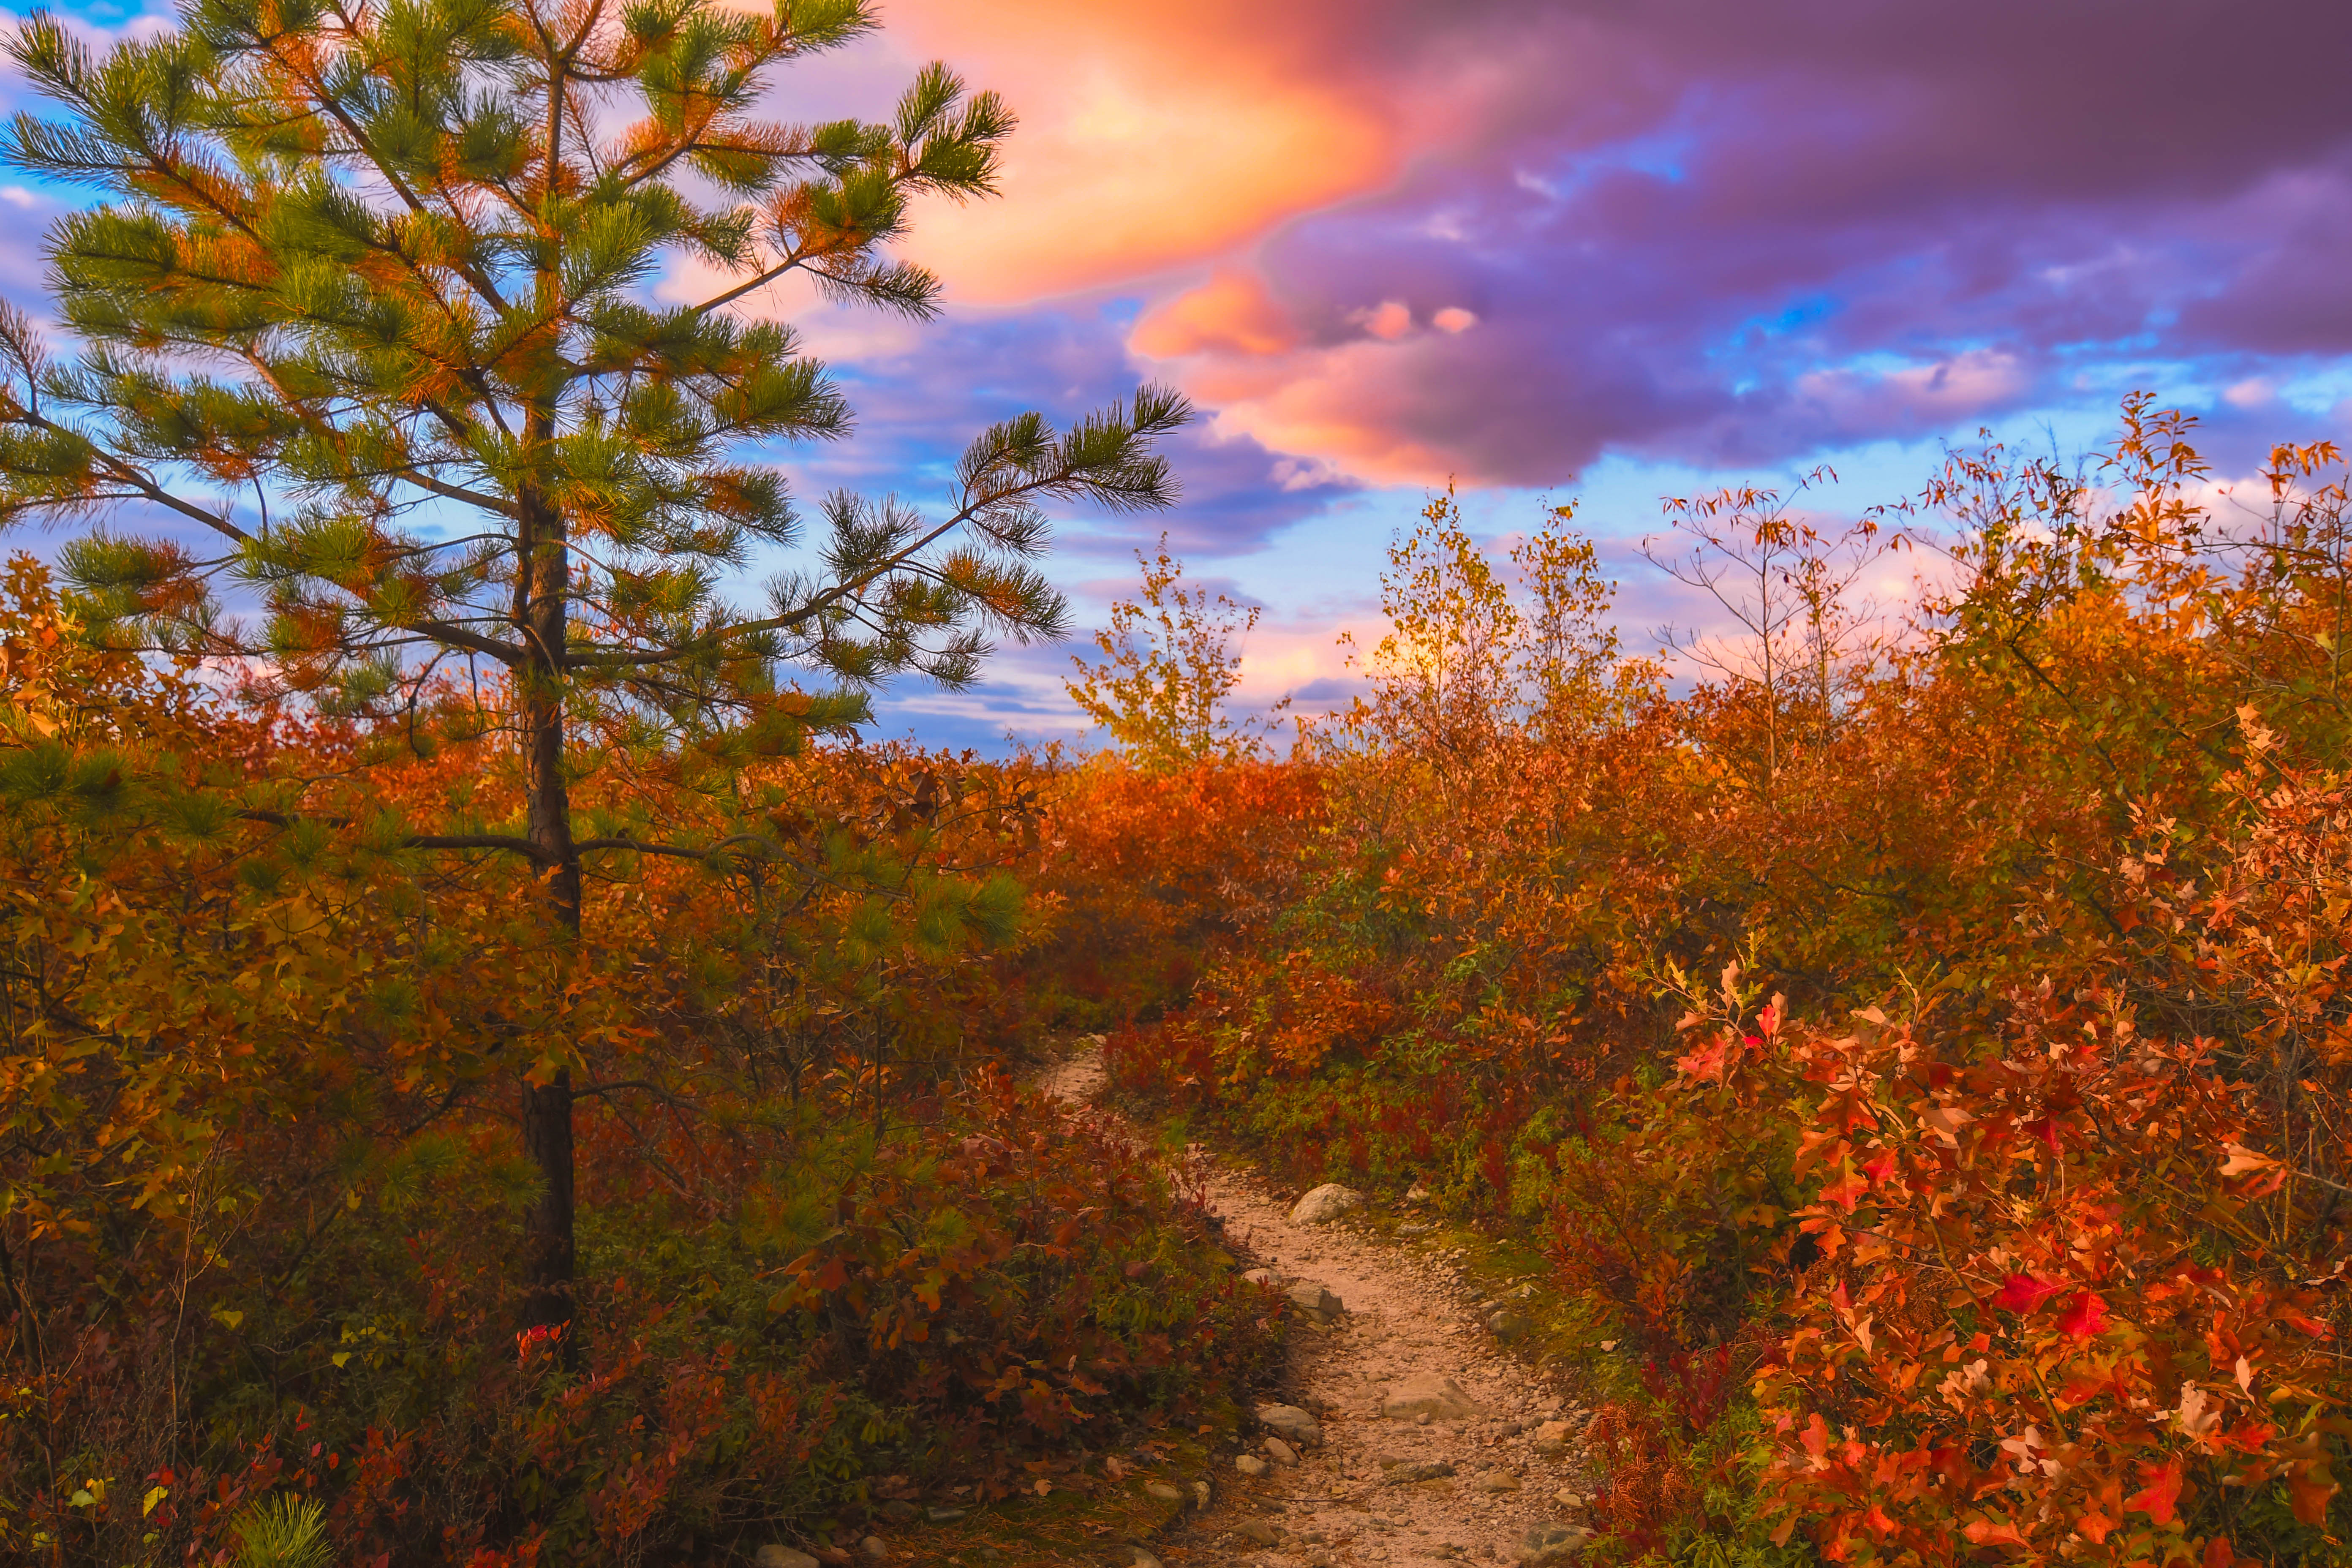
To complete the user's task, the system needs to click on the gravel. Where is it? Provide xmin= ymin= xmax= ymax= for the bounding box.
xmin=1037 ymin=1046 xmax=1594 ymax=1566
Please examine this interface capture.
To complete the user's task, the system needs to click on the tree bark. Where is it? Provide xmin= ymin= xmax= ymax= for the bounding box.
xmin=519 ymin=1064 xmax=575 ymax=1335
xmin=518 ymin=478 xmax=581 ymax=1358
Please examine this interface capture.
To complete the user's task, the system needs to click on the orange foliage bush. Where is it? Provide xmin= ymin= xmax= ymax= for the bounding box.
xmin=0 ymin=558 xmax=1276 ymax=1565
xmin=1087 ymin=405 xmax=2352 ymax=1563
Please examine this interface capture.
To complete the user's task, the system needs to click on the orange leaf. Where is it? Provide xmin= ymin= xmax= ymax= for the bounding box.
xmin=1962 ymin=1516 xmax=2029 ymax=1548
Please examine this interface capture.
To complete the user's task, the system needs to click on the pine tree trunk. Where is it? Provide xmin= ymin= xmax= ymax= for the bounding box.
xmin=518 ymin=481 xmax=580 ymax=1355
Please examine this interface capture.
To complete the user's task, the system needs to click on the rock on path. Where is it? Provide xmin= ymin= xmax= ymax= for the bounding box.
xmin=1036 ymin=1045 xmax=1596 ymax=1567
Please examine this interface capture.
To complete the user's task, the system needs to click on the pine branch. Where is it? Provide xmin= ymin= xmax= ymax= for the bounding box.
xmin=236 ymin=810 xmax=550 ymax=862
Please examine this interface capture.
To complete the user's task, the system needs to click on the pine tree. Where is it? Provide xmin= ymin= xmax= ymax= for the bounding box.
xmin=0 ymin=0 xmax=1189 ymax=1341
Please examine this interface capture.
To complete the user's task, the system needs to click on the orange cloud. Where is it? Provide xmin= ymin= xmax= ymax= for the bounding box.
xmin=1130 ymin=270 xmax=1303 ymax=358
xmin=1131 ymin=272 xmax=1495 ymax=486
xmin=1179 ymin=337 xmax=1471 ymax=485
xmin=883 ymin=0 xmax=1406 ymax=303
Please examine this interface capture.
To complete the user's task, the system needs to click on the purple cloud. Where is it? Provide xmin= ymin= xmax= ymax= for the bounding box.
xmin=1126 ymin=0 xmax=2352 ymax=485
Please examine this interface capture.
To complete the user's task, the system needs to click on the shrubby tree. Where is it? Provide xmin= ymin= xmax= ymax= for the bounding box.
xmin=1331 ymin=493 xmax=1637 ymax=779
xmin=1642 ymin=469 xmax=1886 ymax=797
xmin=1064 ymin=534 xmax=1278 ymax=771
xmin=0 ymin=0 xmax=1187 ymax=1336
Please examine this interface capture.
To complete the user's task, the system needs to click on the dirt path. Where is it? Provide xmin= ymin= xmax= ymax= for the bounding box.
xmin=1036 ymin=1050 xmax=1595 ymax=1567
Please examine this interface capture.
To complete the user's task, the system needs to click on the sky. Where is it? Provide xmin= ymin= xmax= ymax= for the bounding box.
xmin=7 ymin=0 xmax=2352 ymax=749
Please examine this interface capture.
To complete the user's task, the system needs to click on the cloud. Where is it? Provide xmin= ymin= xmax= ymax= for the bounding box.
xmin=852 ymin=0 xmax=2352 ymax=486
xmin=1131 ymin=271 xmax=1304 ymax=359
xmin=878 ymin=0 xmax=1412 ymax=302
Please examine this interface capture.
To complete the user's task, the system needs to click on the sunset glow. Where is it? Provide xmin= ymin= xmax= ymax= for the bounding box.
xmin=3 ymin=0 xmax=2348 ymax=747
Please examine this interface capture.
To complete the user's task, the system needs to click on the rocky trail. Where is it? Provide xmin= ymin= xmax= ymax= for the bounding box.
xmin=1035 ymin=1049 xmax=1597 ymax=1568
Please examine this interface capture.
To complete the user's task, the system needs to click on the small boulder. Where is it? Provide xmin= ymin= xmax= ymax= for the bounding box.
xmin=1130 ymin=1551 xmax=1164 ymax=1568
xmin=1289 ymin=1184 xmax=1366 ymax=1225
xmin=922 ymin=1506 xmax=966 ymax=1523
xmin=877 ymin=1500 xmax=916 ymax=1524
xmin=1263 ymin=1435 xmax=1298 ymax=1465
xmin=754 ymin=1549 xmax=819 ymax=1568
xmin=1235 ymin=1453 xmax=1269 ymax=1477
xmin=1255 ymin=1403 xmax=1325 ymax=1448
xmin=1380 ymin=1374 xmax=1480 ymax=1421
xmin=1487 ymin=1309 xmax=1532 ymax=1341
xmin=1243 ymin=1267 xmax=1283 ymax=1289
xmin=1193 ymin=1480 xmax=1211 ymax=1510
xmin=1383 ymin=1460 xmax=1457 ymax=1485
xmin=1396 ymin=1222 xmax=1433 ymax=1237
xmin=1516 ymin=1524 xmax=1592 ymax=1564
xmin=1145 ymin=1481 xmax=1182 ymax=1504
xmin=1235 ymin=1519 xmax=1283 ymax=1546
xmin=1288 ymin=1281 xmax=1345 ymax=1321
xmin=858 ymin=1541 xmax=888 ymax=1563
xmin=1478 ymin=1472 xmax=1523 ymax=1494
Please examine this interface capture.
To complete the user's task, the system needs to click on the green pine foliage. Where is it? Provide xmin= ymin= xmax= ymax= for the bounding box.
xmin=231 ymin=1496 xmax=332 ymax=1568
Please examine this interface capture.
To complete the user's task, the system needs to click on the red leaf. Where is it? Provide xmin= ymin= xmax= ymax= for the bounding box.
xmin=1801 ymin=1413 xmax=1832 ymax=1467
xmin=1995 ymin=1273 xmax=2062 ymax=1313
xmin=2056 ymin=1290 xmax=2110 ymax=1342
xmin=2125 ymin=1458 xmax=2183 ymax=1525
xmin=1676 ymin=1037 xmax=1729 ymax=1083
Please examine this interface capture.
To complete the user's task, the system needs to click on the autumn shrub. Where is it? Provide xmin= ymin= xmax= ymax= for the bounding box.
xmin=11 ymin=1075 xmax=1263 ymax=1565
xmin=1085 ymin=408 xmax=2352 ymax=1564
xmin=0 ymin=559 xmax=1275 ymax=1565
xmin=1024 ymin=753 xmax=1322 ymax=1030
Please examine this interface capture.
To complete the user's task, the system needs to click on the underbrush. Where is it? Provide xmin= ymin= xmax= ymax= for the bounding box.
xmin=1086 ymin=422 xmax=2352 ymax=1565
xmin=6 ymin=1072 xmax=1275 ymax=1565
xmin=0 ymin=555 xmax=1283 ymax=1567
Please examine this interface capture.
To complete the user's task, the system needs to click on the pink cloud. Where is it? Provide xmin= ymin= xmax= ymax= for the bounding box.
xmin=1130 ymin=271 xmax=1304 ymax=359
xmin=880 ymin=0 xmax=1411 ymax=302
xmin=862 ymin=0 xmax=2352 ymax=486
